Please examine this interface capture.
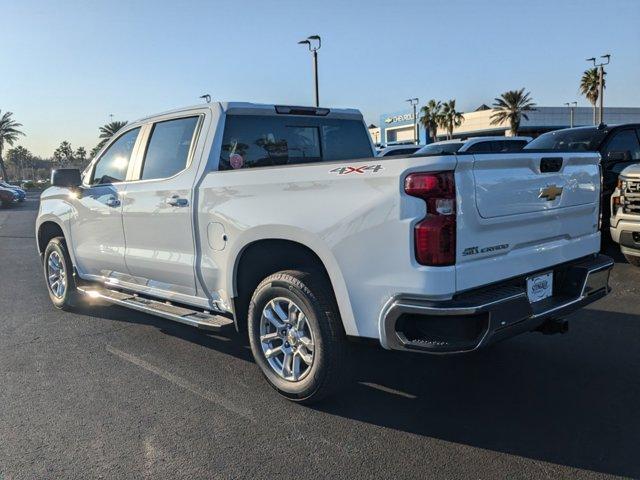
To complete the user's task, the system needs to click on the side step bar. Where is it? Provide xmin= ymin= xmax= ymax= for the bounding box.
xmin=77 ymin=286 xmax=234 ymax=331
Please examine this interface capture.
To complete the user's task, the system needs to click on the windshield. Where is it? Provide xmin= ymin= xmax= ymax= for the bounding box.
xmin=524 ymin=128 xmax=607 ymax=152
xmin=414 ymin=143 xmax=463 ymax=155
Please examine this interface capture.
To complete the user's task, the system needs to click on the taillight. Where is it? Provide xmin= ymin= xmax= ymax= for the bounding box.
xmin=405 ymin=171 xmax=456 ymax=266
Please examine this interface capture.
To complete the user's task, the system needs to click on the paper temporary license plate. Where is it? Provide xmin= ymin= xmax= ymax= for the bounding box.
xmin=526 ymin=271 xmax=553 ymax=303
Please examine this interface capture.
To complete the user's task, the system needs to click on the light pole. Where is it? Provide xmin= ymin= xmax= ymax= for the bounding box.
xmin=298 ymin=35 xmax=321 ymax=107
xmin=564 ymin=101 xmax=577 ymax=128
xmin=406 ymin=98 xmax=419 ymax=144
xmin=586 ymin=54 xmax=610 ymax=125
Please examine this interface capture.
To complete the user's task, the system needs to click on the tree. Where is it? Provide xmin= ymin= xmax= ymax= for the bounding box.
xmin=418 ymin=100 xmax=442 ymax=143
xmin=438 ymin=99 xmax=464 ymax=140
xmin=95 ymin=120 xmax=127 ymax=152
xmin=580 ymin=67 xmax=605 ymax=125
xmin=75 ymin=147 xmax=88 ymax=167
xmin=0 ymin=111 xmax=25 ymax=181
xmin=53 ymin=141 xmax=74 ymax=167
xmin=6 ymin=146 xmax=33 ymax=180
xmin=490 ymin=88 xmax=536 ymax=136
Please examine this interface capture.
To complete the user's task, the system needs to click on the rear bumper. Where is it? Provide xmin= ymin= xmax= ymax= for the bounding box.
xmin=381 ymin=254 xmax=613 ymax=354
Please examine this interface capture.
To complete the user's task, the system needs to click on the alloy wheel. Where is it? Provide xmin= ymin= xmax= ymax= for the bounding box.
xmin=47 ymin=251 xmax=66 ymax=299
xmin=259 ymin=297 xmax=315 ymax=382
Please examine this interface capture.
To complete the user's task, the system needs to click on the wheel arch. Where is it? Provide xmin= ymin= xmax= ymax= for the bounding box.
xmin=37 ymin=220 xmax=66 ymax=255
xmin=230 ymin=235 xmax=356 ymax=337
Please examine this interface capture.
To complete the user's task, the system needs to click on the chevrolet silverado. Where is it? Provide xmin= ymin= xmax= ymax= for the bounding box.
xmin=37 ymin=102 xmax=613 ymax=403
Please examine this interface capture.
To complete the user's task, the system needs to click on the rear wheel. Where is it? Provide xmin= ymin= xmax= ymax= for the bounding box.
xmin=43 ymin=237 xmax=79 ymax=310
xmin=247 ymin=270 xmax=349 ymax=404
xmin=624 ymin=253 xmax=640 ymax=267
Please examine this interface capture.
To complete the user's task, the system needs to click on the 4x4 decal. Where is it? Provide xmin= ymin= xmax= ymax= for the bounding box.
xmin=329 ymin=165 xmax=383 ymax=175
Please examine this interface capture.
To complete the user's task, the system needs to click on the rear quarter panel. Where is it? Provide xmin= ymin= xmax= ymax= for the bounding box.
xmin=197 ymin=155 xmax=457 ymax=338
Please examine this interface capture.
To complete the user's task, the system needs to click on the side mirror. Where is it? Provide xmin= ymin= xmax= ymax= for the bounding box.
xmin=606 ymin=150 xmax=632 ymax=162
xmin=51 ymin=168 xmax=82 ymax=188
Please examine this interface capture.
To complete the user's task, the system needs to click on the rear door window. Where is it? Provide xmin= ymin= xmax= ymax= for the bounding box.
xmin=140 ymin=116 xmax=199 ymax=180
xmin=219 ymin=114 xmax=372 ymax=170
xmin=466 ymin=141 xmax=492 ymax=153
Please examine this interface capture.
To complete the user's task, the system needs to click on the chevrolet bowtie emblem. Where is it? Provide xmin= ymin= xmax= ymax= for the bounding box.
xmin=539 ymin=184 xmax=563 ymax=201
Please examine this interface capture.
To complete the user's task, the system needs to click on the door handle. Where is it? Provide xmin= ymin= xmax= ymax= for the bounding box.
xmin=106 ymin=197 xmax=121 ymax=208
xmin=166 ymin=195 xmax=189 ymax=207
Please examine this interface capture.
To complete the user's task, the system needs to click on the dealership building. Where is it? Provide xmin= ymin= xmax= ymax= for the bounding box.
xmin=371 ymin=106 xmax=640 ymax=146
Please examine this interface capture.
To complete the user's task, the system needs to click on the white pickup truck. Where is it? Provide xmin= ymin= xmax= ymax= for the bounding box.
xmin=610 ymin=163 xmax=640 ymax=265
xmin=37 ymin=102 xmax=613 ymax=403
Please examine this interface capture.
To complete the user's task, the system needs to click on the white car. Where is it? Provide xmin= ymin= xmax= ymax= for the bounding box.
xmin=377 ymin=144 xmax=424 ymax=157
xmin=414 ymin=136 xmax=531 ymax=155
xmin=37 ymin=102 xmax=611 ymax=403
xmin=610 ymin=163 xmax=640 ymax=266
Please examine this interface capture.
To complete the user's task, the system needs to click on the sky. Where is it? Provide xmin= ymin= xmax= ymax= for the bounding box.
xmin=1 ymin=0 xmax=639 ymax=157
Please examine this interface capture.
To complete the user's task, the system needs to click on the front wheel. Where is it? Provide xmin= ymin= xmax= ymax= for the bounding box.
xmin=43 ymin=237 xmax=79 ymax=310
xmin=248 ymin=270 xmax=350 ymax=404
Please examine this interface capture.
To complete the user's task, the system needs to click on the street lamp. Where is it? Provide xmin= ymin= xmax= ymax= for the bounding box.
xmin=586 ymin=54 xmax=611 ymax=125
xmin=298 ymin=35 xmax=321 ymax=107
xmin=564 ymin=101 xmax=577 ymax=128
xmin=406 ymin=98 xmax=419 ymax=144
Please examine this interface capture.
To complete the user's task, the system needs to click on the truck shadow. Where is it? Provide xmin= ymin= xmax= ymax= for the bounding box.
xmin=86 ymin=299 xmax=640 ymax=477
xmin=317 ymin=308 xmax=640 ymax=478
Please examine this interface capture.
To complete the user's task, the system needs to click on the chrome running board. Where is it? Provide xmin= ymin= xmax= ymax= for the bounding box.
xmin=77 ymin=286 xmax=234 ymax=331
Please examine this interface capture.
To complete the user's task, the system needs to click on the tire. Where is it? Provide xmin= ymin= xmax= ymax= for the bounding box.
xmin=247 ymin=270 xmax=350 ymax=404
xmin=43 ymin=237 xmax=79 ymax=310
xmin=624 ymin=253 xmax=640 ymax=267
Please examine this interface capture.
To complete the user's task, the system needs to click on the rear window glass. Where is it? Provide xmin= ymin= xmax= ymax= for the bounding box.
xmin=524 ymin=128 xmax=607 ymax=152
xmin=219 ymin=115 xmax=373 ymax=170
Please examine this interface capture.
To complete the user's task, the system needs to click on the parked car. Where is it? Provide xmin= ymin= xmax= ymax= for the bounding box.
xmin=0 ymin=186 xmax=18 ymax=207
xmin=523 ymin=124 xmax=640 ymax=229
xmin=414 ymin=136 xmax=531 ymax=156
xmin=377 ymin=144 xmax=424 ymax=157
xmin=37 ymin=102 xmax=612 ymax=403
xmin=0 ymin=182 xmax=26 ymax=202
xmin=610 ymin=163 xmax=640 ymax=266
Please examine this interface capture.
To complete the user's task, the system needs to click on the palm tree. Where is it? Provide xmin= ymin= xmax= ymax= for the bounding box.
xmin=418 ymin=100 xmax=442 ymax=143
xmin=490 ymin=88 xmax=536 ymax=136
xmin=95 ymin=120 xmax=128 ymax=152
xmin=0 ymin=111 xmax=25 ymax=181
xmin=438 ymin=100 xmax=464 ymax=140
xmin=580 ymin=68 xmax=605 ymax=125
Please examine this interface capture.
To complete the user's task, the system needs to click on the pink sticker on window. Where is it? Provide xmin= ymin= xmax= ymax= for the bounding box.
xmin=230 ymin=153 xmax=244 ymax=169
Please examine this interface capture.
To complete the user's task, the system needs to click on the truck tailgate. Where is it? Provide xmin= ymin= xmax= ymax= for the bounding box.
xmin=455 ymin=152 xmax=601 ymax=292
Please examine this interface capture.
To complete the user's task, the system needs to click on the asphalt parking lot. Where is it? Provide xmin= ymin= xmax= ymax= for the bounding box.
xmin=1 ymin=193 xmax=639 ymax=479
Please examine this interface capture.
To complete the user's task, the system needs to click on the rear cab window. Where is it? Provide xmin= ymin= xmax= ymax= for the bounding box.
xmin=219 ymin=114 xmax=373 ymax=170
